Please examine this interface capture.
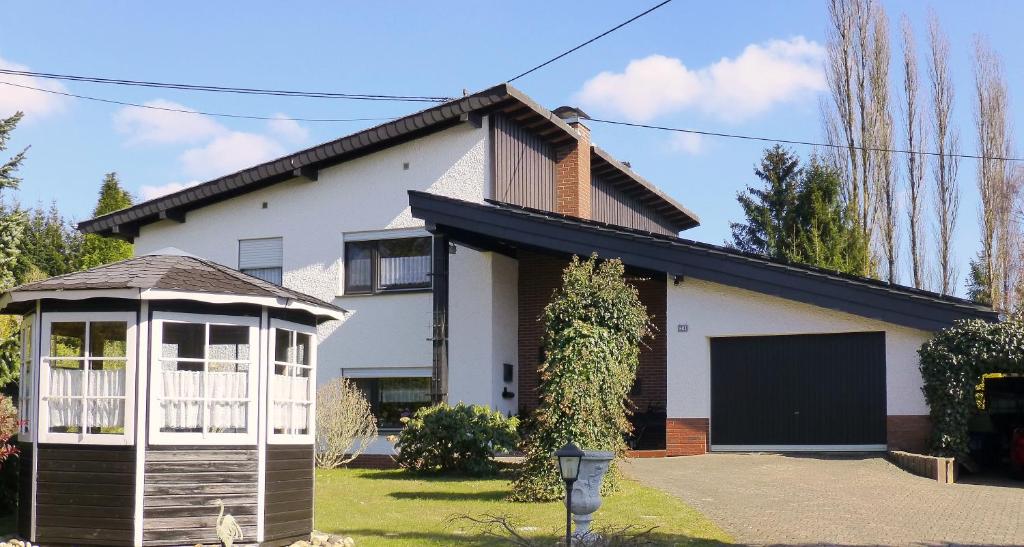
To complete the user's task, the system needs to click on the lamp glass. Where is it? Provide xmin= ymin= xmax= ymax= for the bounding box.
xmin=558 ymin=455 xmax=581 ymax=481
xmin=555 ymin=442 xmax=584 ymax=482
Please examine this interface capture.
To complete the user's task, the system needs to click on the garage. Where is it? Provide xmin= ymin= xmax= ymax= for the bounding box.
xmin=710 ymin=332 xmax=887 ymax=451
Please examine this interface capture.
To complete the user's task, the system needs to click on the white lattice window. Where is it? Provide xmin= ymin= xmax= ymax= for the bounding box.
xmin=269 ymin=319 xmax=316 ymax=443
xmin=38 ymin=312 xmax=136 ymax=445
xmin=150 ymin=312 xmax=259 ymax=445
xmin=17 ymin=315 xmax=32 ymax=437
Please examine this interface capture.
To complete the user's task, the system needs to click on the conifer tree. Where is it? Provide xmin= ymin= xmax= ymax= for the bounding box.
xmin=80 ymin=172 xmax=133 ymax=269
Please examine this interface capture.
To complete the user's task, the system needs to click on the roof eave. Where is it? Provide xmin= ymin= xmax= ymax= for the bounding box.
xmin=409 ymin=190 xmax=996 ymax=332
xmin=78 ymin=83 xmax=581 ymax=239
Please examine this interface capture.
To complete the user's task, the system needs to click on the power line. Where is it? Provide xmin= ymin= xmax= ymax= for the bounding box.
xmin=588 ymin=118 xmax=1024 ymax=163
xmin=0 ymin=68 xmax=451 ymax=103
xmin=0 ymin=81 xmax=398 ymax=123
xmin=507 ymin=0 xmax=675 ymax=83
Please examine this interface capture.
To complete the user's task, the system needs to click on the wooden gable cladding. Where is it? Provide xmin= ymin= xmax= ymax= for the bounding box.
xmin=491 ymin=112 xmax=557 ymax=211
xmin=34 ymin=444 xmax=136 ymax=546
xmin=263 ymin=444 xmax=315 ymax=544
xmin=142 ymin=445 xmax=258 ymax=546
xmin=591 ymin=173 xmax=678 ymax=236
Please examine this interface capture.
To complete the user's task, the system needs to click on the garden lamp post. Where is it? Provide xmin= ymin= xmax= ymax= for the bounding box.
xmin=556 ymin=442 xmax=584 ymax=546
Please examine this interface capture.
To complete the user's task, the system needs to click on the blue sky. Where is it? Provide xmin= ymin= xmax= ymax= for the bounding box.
xmin=2 ymin=1 xmax=1022 ymax=295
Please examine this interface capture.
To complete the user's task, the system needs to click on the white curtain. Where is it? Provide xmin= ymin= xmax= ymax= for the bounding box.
xmin=208 ymin=371 xmax=248 ymax=431
xmin=380 ymin=381 xmax=430 ymax=403
xmin=48 ymin=368 xmax=82 ymax=428
xmin=47 ymin=366 xmax=126 ymax=430
xmin=161 ymin=370 xmax=203 ymax=430
xmin=161 ymin=370 xmax=248 ymax=431
xmin=272 ymin=374 xmax=310 ymax=431
xmin=88 ymin=368 xmax=125 ymax=429
xmin=379 ymin=255 xmax=430 ymax=286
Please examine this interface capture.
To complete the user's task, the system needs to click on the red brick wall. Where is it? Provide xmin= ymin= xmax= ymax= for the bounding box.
xmin=516 ymin=250 xmax=667 ymax=419
xmin=666 ymin=418 xmax=709 ymax=456
xmin=554 ymin=123 xmax=591 ymax=219
xmin=887 ymin=415 xmax=931 ymax=454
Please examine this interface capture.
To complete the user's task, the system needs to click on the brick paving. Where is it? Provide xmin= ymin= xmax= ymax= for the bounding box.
xmin=625 ymin=453 xmax=1024 ymax=546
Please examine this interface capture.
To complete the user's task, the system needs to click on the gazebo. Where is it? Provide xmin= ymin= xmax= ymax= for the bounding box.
xmin=0 ymin=250 xmax=347 ymax=547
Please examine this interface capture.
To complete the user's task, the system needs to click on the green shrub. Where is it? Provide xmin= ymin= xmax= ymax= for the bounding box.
xmin=395 ymin=403 xmax=519 ymax=475
xmin=511 ymin=255 xmax=651 ymax=502
xmin=919 ymin=318 xmax=1024 ymax=456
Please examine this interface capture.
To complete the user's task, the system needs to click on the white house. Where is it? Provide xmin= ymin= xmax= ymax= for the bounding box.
xmin=79 ymin=83 xmax=996 ymax=461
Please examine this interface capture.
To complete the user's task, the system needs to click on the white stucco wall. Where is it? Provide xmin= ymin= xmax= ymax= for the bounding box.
xmin=134 ymin=122 xmax=491 ymax=383
xmin=447 ymin=249 xmax=518 ymax=415
xmin=666 ymin=276 xmax=932 ymax=420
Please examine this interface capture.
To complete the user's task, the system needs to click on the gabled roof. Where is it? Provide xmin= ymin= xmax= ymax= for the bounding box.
xmin=0 ymin=253 xmax=347 ymax=321
xmin=78 ymin=83 xmax=696 ymax=240
xmin=408 ymin=190 xmax=997 ymax=331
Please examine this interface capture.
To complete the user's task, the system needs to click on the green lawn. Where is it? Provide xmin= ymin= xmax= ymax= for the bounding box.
xmin=314 ymin=468 xmax=731 ymax=546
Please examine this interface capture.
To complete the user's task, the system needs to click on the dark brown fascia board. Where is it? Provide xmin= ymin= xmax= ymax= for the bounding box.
xmin=78 ymin=83 xmax=578 ymax=240
xmin=590 ymin=145 xmax=701 ymax=231
xmin=408 ymin=190 xmax=997 ymax=331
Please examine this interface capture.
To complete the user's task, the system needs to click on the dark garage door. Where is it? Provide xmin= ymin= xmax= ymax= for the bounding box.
xmin=710 ymin=332 xmax=886 ymax=448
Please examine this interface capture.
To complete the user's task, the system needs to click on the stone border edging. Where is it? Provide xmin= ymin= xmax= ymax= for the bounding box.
xmin=887 ymin=450 xmax=956 ymax=484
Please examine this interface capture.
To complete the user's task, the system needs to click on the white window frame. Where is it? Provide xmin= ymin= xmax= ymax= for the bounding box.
xmin=239 ymin=237 xmax=284 ymax=285
xmin=149 ymin=312 xmax=260 ymax=445
xmin=38 ymin=311 xmax=137 ymax=446
xmin=268 ymin=318 xmax=317 ymax=444
xmin=17 ymin=314 xmax=33 ymax=438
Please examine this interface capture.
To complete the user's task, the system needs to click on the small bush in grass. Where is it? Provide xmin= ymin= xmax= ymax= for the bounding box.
xmin=316 ymin=377 xmax=378 ymax=469
xmin=395 ymin=403 xmax=519 ymax=475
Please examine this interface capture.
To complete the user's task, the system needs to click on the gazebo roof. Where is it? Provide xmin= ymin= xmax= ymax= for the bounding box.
xmin=0 ymin=251 xmax=348 ymax=321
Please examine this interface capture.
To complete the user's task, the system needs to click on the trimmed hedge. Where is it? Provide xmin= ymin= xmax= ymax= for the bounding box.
xmin=918 ymin=318 xmax=1023 ymax=456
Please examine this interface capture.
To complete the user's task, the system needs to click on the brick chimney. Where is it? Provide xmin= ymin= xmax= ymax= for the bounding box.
xmin=552 ymin=106 xmax=592 ymax=219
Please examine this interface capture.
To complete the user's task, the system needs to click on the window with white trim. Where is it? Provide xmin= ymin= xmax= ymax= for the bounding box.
xmin=239 ymin=237 xmax=283 ymax=285
xmin=39 ymin=312 xmax=136 ymax=445
xmin=17 ymin=316 xmax=32 ymax=436
xmin=151 ymin=313 xmax=258 ymax=444
xmin=270 ymin=320 xmax=316 ymax=441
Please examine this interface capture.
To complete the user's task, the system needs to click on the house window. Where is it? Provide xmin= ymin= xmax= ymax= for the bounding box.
xmin=239 ymin=237 xmax=283 ymax=285
xmin=151 ymin=313 xmax=258 ymax=444
xmin=39 ymin=312 xmax=135 ymax=445
xmin=352 ymin=377 xmax=431 ymax=429
xmin=270 ymin=320 xmax=316 ymax=441
xmin=344 ymin=236 xmax=431 ymax=294
xmin=18 ymin=316 xmax=32 ymax=436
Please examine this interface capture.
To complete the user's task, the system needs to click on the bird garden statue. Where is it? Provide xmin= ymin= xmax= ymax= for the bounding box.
xmin=212 ymin=499 xmax=244 ymax=547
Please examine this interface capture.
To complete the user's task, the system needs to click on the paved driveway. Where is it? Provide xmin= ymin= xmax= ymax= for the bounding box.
xmin=625 ymin=453 xmax=1024 ymax=546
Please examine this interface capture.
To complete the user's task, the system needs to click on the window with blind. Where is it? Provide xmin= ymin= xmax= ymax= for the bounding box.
xmin=270 ymin=321 xmax=316 ymax=441
xmin=39 ymin=312 xmax=136 ymax=445
xmin=150 ymin=313 xmax=259 ymax=444
xmin=344 ymin=236 xmax=431 ymax=294
xmin=352 ymin=377 xmax=431 ymax=429
xmin=239 ymin=237 xmax=283 ymax=285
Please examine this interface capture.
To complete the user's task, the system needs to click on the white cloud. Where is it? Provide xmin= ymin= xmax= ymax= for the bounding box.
xmin=114 ymin=100 xmax=226 ymax=145
xmin=0 ymin=56 xmax=69 ymax=120
xmin=267 ymin=114 xmax=309 ymax=144
xmin=669 ymin=133 xmax=705 ymax=155
xmin=180 ymin=131 xmax=286 ymax=179
xmin=576 ymin=37 xmax=826 ymax=123
xmin=139 ymin=180 xmax=200 ymax=201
